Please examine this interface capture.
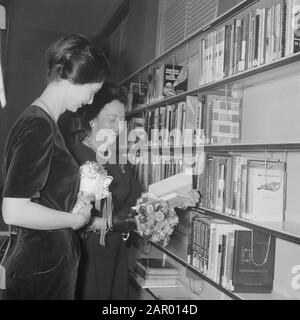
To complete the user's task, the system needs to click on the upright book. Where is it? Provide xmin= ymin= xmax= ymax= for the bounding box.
xmin=162 ymin=64 xmax=188 ymax=97
xmin=246 ymin=159 xmax=286 ymax=221
xmin=232 ymin=230 xmax=276 ymax=293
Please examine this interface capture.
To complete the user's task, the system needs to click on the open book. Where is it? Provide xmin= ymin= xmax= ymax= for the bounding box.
xmin=148 ymin=171 xmax=193 ymax=207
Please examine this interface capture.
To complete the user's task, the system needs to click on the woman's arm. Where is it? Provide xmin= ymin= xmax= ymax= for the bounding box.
xmin=2 ymin=197 xmax=91 ymax=230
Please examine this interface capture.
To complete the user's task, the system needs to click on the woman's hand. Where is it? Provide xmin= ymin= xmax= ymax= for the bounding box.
xmin=112 ymin=207 xmax=137 ymax=233
xmin=172 ymin=190 xmax=201 ymax=210
xmin=72 ymin=204 xmax=92 ymax=230
xmin=84 ymin=216 xmax=104 ymax=232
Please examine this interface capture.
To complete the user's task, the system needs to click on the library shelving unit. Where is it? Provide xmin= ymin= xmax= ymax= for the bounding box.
xmin=121 ymin=0 xmax=300 ymax=300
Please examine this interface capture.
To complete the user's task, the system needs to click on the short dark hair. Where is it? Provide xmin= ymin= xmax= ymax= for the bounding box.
xmin=45 ymin=34 xmax=111 ymax=84
xmin=78 ymin=82 xmax=127 ymax=136
xmin=61 ymin=82 xmax=127 ymax=147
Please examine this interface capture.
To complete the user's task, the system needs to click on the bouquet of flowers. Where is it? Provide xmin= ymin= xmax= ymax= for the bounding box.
xmin=72 ymin=161 xmax=113 ymax=245
xmin=134 ymin=193 xmax=179 ymax=247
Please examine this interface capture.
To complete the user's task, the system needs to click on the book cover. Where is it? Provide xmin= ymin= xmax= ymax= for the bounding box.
xmin=232 ymin=230 xmax=276 ymax=293
xmin=246 ymin=159 xmax=286 ymax=221
xmin=162 ymin=64 xmax=187 ymax=97
xmin=209 ymin=94 xmax=241 ymax=145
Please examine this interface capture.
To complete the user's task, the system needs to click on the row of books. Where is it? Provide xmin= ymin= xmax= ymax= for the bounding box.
xmin=200 ymin=154 xmax=286 ymax=222
xmin=127 ymin=64 xmax=188 ymax=111
xmin=133 ymin=258 xmax=179 ymax=289
xmin=199 ymin=1 xmax=297 ymax=84
xmin=188 ymin=212 xmax=276 ymax=293
xmin=146 ymin=64 xmax=188 ymax=105
xmin=126 ymin=0 xmax=300 ymax=109
xmin=134 ymin=153 xmax=186 ymax=188
xmin=128 ymin=94 xmax=242 ymax=147
xmin=199 ymin=0 xmax=299 ymax=85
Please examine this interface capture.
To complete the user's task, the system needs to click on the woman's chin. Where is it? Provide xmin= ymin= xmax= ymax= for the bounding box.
xmin=68 ymin=105 xmax=81 ymax=113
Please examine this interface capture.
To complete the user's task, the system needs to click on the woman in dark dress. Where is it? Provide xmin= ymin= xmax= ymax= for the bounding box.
xmin=0 ymin=34 xmax=111 ymax=300
xmin=66 ymin=83 xmax=143 ymax=300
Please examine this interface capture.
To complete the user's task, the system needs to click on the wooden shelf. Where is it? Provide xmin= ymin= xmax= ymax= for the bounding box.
xmin=119 ymin=0 xmax=259 ymax=86
xmin=126 ymin=52 xmax=300 ymax=118
xmin=192 ymin=207 xmax=300 ymax=245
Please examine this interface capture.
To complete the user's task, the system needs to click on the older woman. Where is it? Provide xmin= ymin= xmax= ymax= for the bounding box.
xmin=1 ymin=34 xmax=111 ymax=300
xmin=64 ymin=83 xmax=143 ymax=300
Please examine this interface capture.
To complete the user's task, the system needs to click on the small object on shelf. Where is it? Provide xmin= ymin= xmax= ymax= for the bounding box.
xmin=131 ymin=272 xmax=179 ymax=289
xmin=232 ymin=230 xmax=276 ymax=293
xmin=133 ymin=257 xmax=179 ymax=289
xmin=162 ymin=64 xmax=188 ymax=97
xmin=135 ymin=257 xmax=179 ymax=276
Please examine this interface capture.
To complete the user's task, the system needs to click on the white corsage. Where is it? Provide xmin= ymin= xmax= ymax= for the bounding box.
xmin=73 ymin=161 xmax=113 ymax=246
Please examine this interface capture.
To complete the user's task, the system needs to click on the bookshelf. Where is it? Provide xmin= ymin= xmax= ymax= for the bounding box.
xmin=131 ymin=231 xmax=290 ymax=300
xmin=121 ymin=0 xmax=300 ymax=300
xmin=126 ymin=52 xmax=300 ymax=117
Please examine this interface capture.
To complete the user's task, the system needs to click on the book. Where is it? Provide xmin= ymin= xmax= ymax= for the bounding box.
xmin=246 ymin=159 xmax=286 ymax=221
xmin=232 ymin=230 xmax=276 ymax=293
xmin=208 ymin=94 xmax=241 ymax=145
xmin=162 ymin=64 xmax=187 ymax=97
xmin=292 ymin=0 xmax=300 ymax=53
xmin=135 ymin=266 xmax=179 ymax=282
xmin=135 ymin=258 xmax=179 ymax=276
xmin=131 ymin=272 xmax=178 ymax=289
xmin=128 ymin=82 xmax=149 ymax=111
xmin=148 ymin=171 xmax=193 ymax=204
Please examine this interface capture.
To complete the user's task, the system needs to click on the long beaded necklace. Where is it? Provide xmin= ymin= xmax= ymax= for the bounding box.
xmin=82 ymin=136 xmax=126 ymax=174
xmin=82 ymin=136 xmax=98 ymax=154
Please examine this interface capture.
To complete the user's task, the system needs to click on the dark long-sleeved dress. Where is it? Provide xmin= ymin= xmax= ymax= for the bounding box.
xmin=0 ymin=105 xmax=81 ymax=300
xmin=70 ymin=142 xmax=142 ymax=300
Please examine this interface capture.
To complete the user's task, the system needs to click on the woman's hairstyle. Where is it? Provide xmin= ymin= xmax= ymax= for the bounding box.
xmin=45 ymin=34 xmax=111 ymax=84
xmin=61 ymin=82 xmax=127 ymax=147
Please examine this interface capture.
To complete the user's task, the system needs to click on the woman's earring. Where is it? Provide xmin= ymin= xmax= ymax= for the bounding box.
xmin=90 ymin=122 xmax=96 ymax=128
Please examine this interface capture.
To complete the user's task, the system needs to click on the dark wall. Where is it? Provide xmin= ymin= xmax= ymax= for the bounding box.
xmin=109 ymin=0 xmax=159 ymax=82
xmin=0 ymin=0 xmax=109 ymax=192
xmin=125 ymin=0 xmax=159 ymax=77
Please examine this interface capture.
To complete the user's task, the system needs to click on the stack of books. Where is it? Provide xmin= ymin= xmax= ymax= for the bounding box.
xmin=133 ymin=258 xmax=180 ymax=288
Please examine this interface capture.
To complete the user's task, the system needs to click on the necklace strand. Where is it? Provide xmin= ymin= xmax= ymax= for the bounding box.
xmin=83 ymin=136 xmax=98 ymax=153
xmin=82 ymin=137 xmax=126 ymax=173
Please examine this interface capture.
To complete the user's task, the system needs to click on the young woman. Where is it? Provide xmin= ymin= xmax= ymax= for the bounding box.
xmin=1 ymin=34 xmax=111 ymax=300
xmin=65 ymin=83 xmax=143 ymax=300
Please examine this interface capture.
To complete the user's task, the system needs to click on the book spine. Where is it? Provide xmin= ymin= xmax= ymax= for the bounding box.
xmin=219 ymin=233 xmax=227 ymax=285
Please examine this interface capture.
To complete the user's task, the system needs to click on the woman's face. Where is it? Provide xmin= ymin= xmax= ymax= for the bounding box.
xmin=66 ymin=81 xmax=103 ymax=112
xmin=94 ymin=99 xmax=125 ymax=136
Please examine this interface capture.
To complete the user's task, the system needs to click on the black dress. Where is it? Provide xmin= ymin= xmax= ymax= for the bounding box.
xmin=70 ymin=142 xmax=142 ymax=300
xmin=1 ymin=105 xmax=81 ymax=300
